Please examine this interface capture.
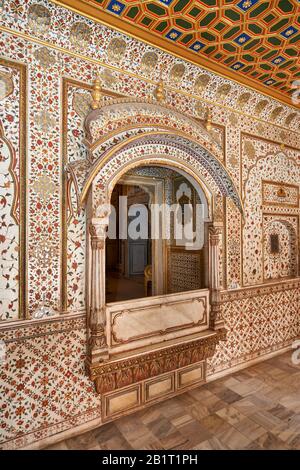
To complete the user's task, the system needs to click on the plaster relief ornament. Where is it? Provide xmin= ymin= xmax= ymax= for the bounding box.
xmin=33 ymin=47 xmax=56 ymax=68
xmin=73 ymin=91 xmax=92 ymax=119
xmin=194 ymin=101 xmax=206 ymax=118
xmin=285 ymin=112 xmax=297 ymax=126
xmin=236 ymin=92 xmax=251 ymax=110
xmin=100 ymin=69 xmax=117 ymax=88
xmin=32 ymin=174 xmax=56 ymax=200
xmin=107 ymin=37 xmax=126 ymax=64
xmin=229 ymin=113 xmax=238 ymax=127
xmin=0 ymin=71 xmax=13 ymax=101
xmin=256 ymin=122 xmax=265 ymax=135
xmin=31 ymin=239 xmax=58 ymax=269
xmin=169 ymin=63 xmax=185 ymax=84
xmin=194 ymin=74 xmax=210 ymax=94
xmin=243 ymin=140 xmax=256 ymax=160
xmin=35 ymin=109 xmax=56 ymax=133
xmin=28 ymin=4 xmax=51 ymax=35
xmin=255 ymin=99 xmax=268 ymax=116
xmin=154 ymin=78 xmax=165 ymax=103
xmin=216 ymin=83 xmax=231 ymax=100
xmin=270 ymin=106 xmax=283 ymax=121
xmin=141 ymin=52 xmax=158 ymax=73
xmin=70 ymin=22 xmax=91 ymax=49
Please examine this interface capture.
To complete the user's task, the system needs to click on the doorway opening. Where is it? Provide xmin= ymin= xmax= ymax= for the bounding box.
xmin=105 ymin=165 xmax=210 ymax=303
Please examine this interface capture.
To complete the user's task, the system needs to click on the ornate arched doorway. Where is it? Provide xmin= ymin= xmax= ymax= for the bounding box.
xmin=68 ymin=87 xmax=242 ymax=421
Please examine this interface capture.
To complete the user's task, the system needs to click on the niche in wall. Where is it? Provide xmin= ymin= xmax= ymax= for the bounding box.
xmin=263 ymin=215 xmax=298 ymax=281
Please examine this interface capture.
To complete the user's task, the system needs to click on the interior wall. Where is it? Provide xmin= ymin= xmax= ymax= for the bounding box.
xmin=0 ymin=0 xmax=300 ymax=449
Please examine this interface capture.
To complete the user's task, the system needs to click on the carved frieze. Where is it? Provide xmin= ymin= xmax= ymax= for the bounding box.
xmin=91 ymin=328 xmax=226 ymax=394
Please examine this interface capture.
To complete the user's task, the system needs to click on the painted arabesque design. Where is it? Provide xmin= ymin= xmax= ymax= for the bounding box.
xmin=68 ymin=97 xmax=243 ymax=214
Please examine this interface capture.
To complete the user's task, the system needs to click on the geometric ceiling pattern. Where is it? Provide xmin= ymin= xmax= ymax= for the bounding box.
xmin=57 ymin=0 xmax=300 ymax=104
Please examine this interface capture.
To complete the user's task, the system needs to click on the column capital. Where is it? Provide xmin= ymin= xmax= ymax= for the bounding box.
xmin=209 ymin=224 xmax=223 ymax=245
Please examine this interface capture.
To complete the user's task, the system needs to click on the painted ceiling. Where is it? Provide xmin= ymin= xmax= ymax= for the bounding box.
xmin=56 ymin=0 xmax=300 ymax=106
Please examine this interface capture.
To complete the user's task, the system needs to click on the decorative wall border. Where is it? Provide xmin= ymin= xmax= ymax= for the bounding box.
xmin=1 ymin=25 xmax=299 ymax=136
xmin=0 ymin=58 xmax=27 ymax=319
xmin=52 ymin=0 xmax=300 ymax=109
xmin=220 ymin=277 xmax=300 ymax=302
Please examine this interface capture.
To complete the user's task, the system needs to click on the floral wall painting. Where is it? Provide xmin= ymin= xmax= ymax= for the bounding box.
xmin=0 ymin=0 xmax=299 ymax=451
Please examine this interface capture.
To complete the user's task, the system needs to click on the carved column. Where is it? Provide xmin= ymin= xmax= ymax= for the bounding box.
xmin=209 ymin=224 xmax=224 ymax=330
xmin=87 ymin=217 xmax=109 ymax=366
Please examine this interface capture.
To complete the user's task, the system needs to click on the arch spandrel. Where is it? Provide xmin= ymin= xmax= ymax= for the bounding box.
xmin=84 ymin=97 xmax=223 ymax=159
xmin=67 ymin=98 xmax=243 ymax=216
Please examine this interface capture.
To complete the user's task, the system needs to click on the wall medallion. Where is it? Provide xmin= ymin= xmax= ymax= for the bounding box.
xmin=285 ymin=112 xmax=297 ymax=126
xmin=194 ymin=74 xmax=210 ymax=94
xmin=216 ymin=83 xmax=231 ymax=100
xmin=28 ymin=4 xmax=51 ymax=35
xmin=33 ymin=47 xmax=56 ymax=68
xmin=35 ymin=109 xmax=56 ymax=133
xmin=107 ymin=38 xmax=126 ymax=64
xmin=254 ymin=99 xmax=268 ymax=116
xmin=141 ymin=52 xmax=158 ymax=72
xmin=70 ymin=22 xmax=91 ymax=48
xmin=169 ymin=64 xmax=185 ymax=84
xmin=237 ymin=92 xmax=251 ymax=110
xmin=270 ymin=106 xmax=283 ymax=121
xmin=33 ymin=174 xmax=56 ymax=200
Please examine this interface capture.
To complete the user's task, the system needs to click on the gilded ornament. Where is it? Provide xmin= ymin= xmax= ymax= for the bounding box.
xmin=194 ymin=101 xmax=205 ymax=118
xmin=277 ymin=187 xmax=286 ymax=198
xmin=70 ymin=22 xmax=91 ymax=48
xmin=28 ymin=4 xmax=51 ymax=35
xmin=229 ymin=113 xmax=238 ymax=127
xmin=254 ymin=99 xmax=268 ymax=115
xmin=169 ymin=63 xmax=185 ymax=84
xmin=243 ymin=140 xmax=256 ymax=160
xmin=285 ymin=112 xmax=297 ymax=126
xmin=256 ymin=122 xmax=265 ymax=134
xmin=205 ymin=107 xmax=212 ymax=132
xmin=100 ymin=69 xmax=117 ymax=87
xmin=33 ymin=47 xmax=56 ymax=68
xmin=236 ymin=92 xmax=251 ymax=110
xmin=270 ymin=106 xmax=283 ymax=121
xmin=33 ymin=174 xmax=56 ymax=200
xmin=154 ymin=79 xmax=165 ymax=103
xmin=73 ymin=91 xmax=92 ymax=119
xmin=107 ymin=38 xmax=126 ymax=64
xmin=35 ymin=109 xmax=56 ymax=133
xmin=91 ymin=76 xmax=103 ymax=110
xmin=216 ymin=83 xmax=231 ymax=100
xmin=194 ymin=74 xmax=210 ymax=94
xmin=0 ymin=71 xmax=14 ymax=101
xmin=141 ymin=52 xmax=158 ymax=72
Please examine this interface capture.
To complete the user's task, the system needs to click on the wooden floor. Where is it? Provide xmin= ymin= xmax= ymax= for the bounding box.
xmin=46 ymin=351 xmax=300 ymax=450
